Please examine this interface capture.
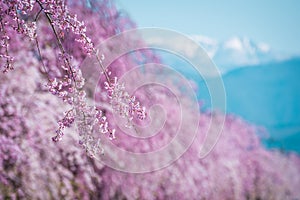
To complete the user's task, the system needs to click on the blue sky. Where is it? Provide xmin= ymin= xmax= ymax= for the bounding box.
xmin=115 ymin=0 xmax=300 ymax=55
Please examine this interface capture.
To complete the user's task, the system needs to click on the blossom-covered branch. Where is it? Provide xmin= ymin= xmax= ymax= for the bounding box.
xmin=0 ymin=0 xmax=147 ymax=157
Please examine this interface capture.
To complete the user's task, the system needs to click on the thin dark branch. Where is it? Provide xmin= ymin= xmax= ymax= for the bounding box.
xmin=34 ymin=37 xmax=50 ymax=80
xmin=36 ymin=0 xmax=77 ymax=86
xmin=34 ymin=8 xmax=50 ymax=80
xmin=34 ymin=8 xmax=43 ymax=22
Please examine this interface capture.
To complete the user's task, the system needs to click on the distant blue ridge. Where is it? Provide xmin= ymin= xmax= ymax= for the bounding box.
xmin=220 ymin=58 xmax=300 ymax=153
xmin=161 ymin=52 xmax=300 ymax=153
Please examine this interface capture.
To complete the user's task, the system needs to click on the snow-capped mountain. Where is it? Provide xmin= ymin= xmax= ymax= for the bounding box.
xmin=158 ymin=35 xmax=300 ymax=153
xmin=190 ymin=35 xmax=290 ymax=73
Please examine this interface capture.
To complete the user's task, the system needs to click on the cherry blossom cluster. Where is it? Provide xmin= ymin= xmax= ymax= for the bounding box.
xmin=0 ymin=1 xmax=37 ymax=72
xmin=76 ymin=106 xmax=116 ymax=158
xmin=47 ymin=72 xmax=115 ymax=156
xmin=40 ymin=0 xmax=95 ymax=54
xmin=104 ymin=77 xmax=147 ymax=128
xmin=46 ymin=50 xmax=145 ymax=155
xmin=47 ymin=76 xmax=73 ymax=104
xmin=0 ymin=19 xmax=14 ymax=73
xmin=64 ymin=14 xmax=94 ymax=54
xmin=0 ymin=0 xmax=94 ymax=71
xmin=51 ymin=109 xmax=75 ymax=142
xmin=0 ymin=0 xmax=116 ymax=155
